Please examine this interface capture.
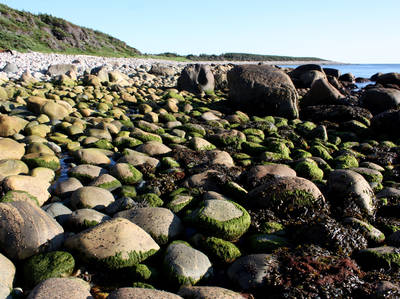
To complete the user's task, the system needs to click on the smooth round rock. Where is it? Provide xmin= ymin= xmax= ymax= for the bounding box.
xmin=136 ymin=141 xmax=172 ymax=156
xmin=163 ymin=242 xmax=212 ymax=286
xmin=0 ymin=253 xmax=15 ymax=299
xmin=116 ymin=207 xmax=183 ymax=245
xmin=64 ymin=218 xmax=159 ymax=269
xmin=108 ymin=287 xmax=182 ymax=299
xmin=0 ymin=138 xmax=25 ymax=160
xmin=27 ymin=278 xmax=92 ymax=299
xmin=0 ymin=201 xmax=64 ymax=260
xmin=178 ymin=286 xmax=245 ymax=299
xmin=66 ymin=208 xmax=111 ymax=231
xmin=70 ymin=186 xmax=114 ymax=211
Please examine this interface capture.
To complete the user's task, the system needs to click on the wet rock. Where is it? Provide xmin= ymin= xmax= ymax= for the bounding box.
xmin=228 ymin=65 xmax=298 ymax=118
xmin=89 ymin=173 xmax=122 ymax=191
xmin=356 ymin=246 xmax=400 ymax=270
xmin=163 ymin=241 xmax=212 ymax=286
xmin=110 ymin=163 xmax=143 ymax=185
xmin=65 ymin=218 xmax=159 ymax=269
xmin=74 ymin=148 xmax=111 ymax=165
xmin=0 ymin=201 xmax=64 ymax=260
xmin=27 ymin=278 xmax=92 ymax=299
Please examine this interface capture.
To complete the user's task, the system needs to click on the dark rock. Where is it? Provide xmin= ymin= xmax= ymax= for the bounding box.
xmin=177 ymin=64 xmax=214 ymax=94
xmin=301 ymin=79 xmax=345 ymax=107
xmin=323 ymin=67 xmax=341 ymax=78
xmin=374 ymin=72 xmax=400 ymax=86
xmin=362 ymin=88 xmax=400 ymax=114
xmin=149 ymin=64 xmax=176 ymax=76
xmin=300 ymin=105 xmax=373 ymax=124
xmin=289 ymin=64 xmax=323 ymax=78
xmin=371 ymin=109 xmax=400 ymax=137
xmin=339 ymin=73 xmax=356 ymax=82
xmin=227 ymin=64 xmax=299 ymax=118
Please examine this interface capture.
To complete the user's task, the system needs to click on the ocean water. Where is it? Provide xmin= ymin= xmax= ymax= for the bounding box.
xmin=279 ymin=64 xmax=400 ymax=79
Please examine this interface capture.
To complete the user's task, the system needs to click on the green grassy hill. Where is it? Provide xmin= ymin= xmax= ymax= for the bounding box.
xmin=0 ymin=4 xmax=141 ymax=57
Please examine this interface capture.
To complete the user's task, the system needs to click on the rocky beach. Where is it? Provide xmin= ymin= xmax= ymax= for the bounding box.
xmin=0 ymin=50 xmax=400 ymax=299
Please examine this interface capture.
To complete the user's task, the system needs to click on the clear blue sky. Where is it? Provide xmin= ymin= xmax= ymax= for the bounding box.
xmin=1 ymin=0 xmax=399 ymax=63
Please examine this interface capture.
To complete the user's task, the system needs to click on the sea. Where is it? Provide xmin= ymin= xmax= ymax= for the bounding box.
xmin=278 ymin=64 xmax=400 ymax=79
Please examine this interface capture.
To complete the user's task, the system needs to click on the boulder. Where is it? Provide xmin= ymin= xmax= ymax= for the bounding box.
xmin=0 ymin=159 xmax=29 ymax=180
xmin=163 ymin=242 xmax=212 ymax=286
xmin=1 ymin=62 xmax=18 ymax=73
xmin=361 ymin=88 xmax=400 ymax=114
xmin=301 ymin=105 xmax=373 ymax=124
xmin=227 ymin=64 xmax=298 ymax=118
xmin=301 ymin=78 xmax=345 ymax=106
xmin=116 ymin=207 xmax=183 ymax=245
xmin=178 ymin=286 xmax=245 ymax=299
xmin=373 ymin=72 xmax=400 ymax=86
xmin=328 ymin=169 xmax=376 ymax=217
xmin=27 ymin=278 xmax=92 ymax=299
xmin=108 ymin=288 xmax=182 ymax=299
xmin=3 ymin=175 xmax=51 ymax=206
xmin=0 ymin=115 xmax=28 ymax=136
xmin=64 ymin=218 xmax=159 ymax=269
xmin=47 ymin=64 xmax=77 ymax=77
xmin=70 ymin=186 xmax=114 ymax=211
xmin=178 ymin=64 xmax=215 ymax=94
xmin=0 ymin=138 xmax=25 ymax=160
xmin=149 ymin=64 xmax=177 ymax=76
xmin=0 ymin=201 xmax=64 ymax=260
xmin=245 ymin=163 xmax=296 ymax=186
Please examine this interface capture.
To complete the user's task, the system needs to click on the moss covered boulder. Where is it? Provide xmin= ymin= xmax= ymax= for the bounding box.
xmin=111 ymin=163 xmax=143 ymax=185
xmin=188 ymin=200 xmax=250 ymax=241
xmin=201 ymin=236 xmax=241 ymax=264
xmin=356 ymin=246 xmax=400 ymax=270
xmin=89 ymin=174 xmax=122 ymax=191
xmin=22 ymin=251 xmax=75 ymax=287
xmin=65 ymin=218 xmax=160 ymax=270
xmin=294 ymin=158 xmax=324 ymax=181
xmin=23 ymin=153 xmax=60 ymax=171
xmin=247 ymin=176 xmax=326 ymax=221
xmin=163 ymin=242 xmax=212 ymax=287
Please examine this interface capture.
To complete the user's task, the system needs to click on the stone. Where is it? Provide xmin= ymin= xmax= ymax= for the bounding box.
xmin=178 ymin=64 xmax=215 ymax=94
xmin=70 ymin=186 xmax=114 ymax=211
xmin=47 ymin=64 xmax=77 ymax=77
xmin=374 ymin=72 xmax=400 ymax=86
xmin=0 ymin=253 xmax=15 ymax=299
xmin=189 ymin=199 xmax=250 ymax=241
xmin=190 ymin=137 xmax=216 ymax=151
xmin=89 ymin=174 xmax=122 ymax=191
xmin=23 ymin=153 xmax=60 ymax=170
xmin=118 ymin=149 xmax=160 ymax=168
xmin=371 ymin=109 xmax=400 ymax=137
xmin=0 ymin=115 xmax=28 ymax=137
xmin=245 ymin=163 xmax=296 ymax=186
xmin=149 ymin=64 xmax=177 ymax=76
xmin=110 ymin=163 xmax=143 ymax=185
xmin=22 ymin=251 xmax=75 ymax=287
xmin=163 ymin=242 xmax=212 ymax=286
xmin=74 ymin=148 xmax=111 ymax=165
xmin=108 ymin=287 xmax=182 ymax=299
xmin=362 ymin=88 xmax=400 ymax=114
xmin=54 ymin=177 xmax=83 ymax=197
xmin=136 ymin=141 xmax=172 ymax=156
xmin=1 ymin=62 xmax=18 ymax=73
xmin=356 ymin=246 xmax=400 ymax=270
xmin=227 ymin=65 xmax=298 ymax=118
xmin=0 ymin=159 xmax=29 ymax=180
xmin=64 ymin=218 xmax=159 ymax=269
xmin=247 ymin=176 xmax=325 ymax=220
xmin=301 ymin=105 xmax=372 ymax=124
xmin=227 ymin=254 xmax=279 ymax=290
xmin=328 ymin=169 xmax=376 ymax=217
xmin=207 ymin=150 xmax=235 ymax=168
xmin=116 ymin=207 xmax=183 ymax=245
xmin=0 ymin=201 xmax=64 ymax=260
xmin=0 ymin=138 xmax=25 ymax=160
xmin=178 ymin=286 xmax=245 ymax=299
xmin=68 ymin=164 xmax=107 ymax=183
xmin=66 ymin=208 xmax=111 ymax=231
xmin=301 ymin=78 xmax=345 ymax=106
xmin=27 ymin=278 xmax=92 ymax=299
xmin=41 ymin=101 xmax=71 ymax=120
xmin=3 ymin=175 xmax=50 ymax=206
xmin=42 ymin=202 xmax=72 ymax=225
xmin=343 ymin=217 xmax=385 ymax=244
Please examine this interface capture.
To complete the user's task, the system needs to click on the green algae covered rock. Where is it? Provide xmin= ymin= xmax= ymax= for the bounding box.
xmin=357 ymin=246 xmax=400 ymax=270
xmin=0 ymin=190 xmax=40 ymax=206
xmin=334 ymin=154 xmax=359 ymax=169
xmin=201 ymin=236 xmax=241 ymax=264
xmin=111 ymin=163 xmax=143 ymax=185
xmin=65 ymin=218 xmax=160 ymax=270
xmin=247 ymin=234 xmax=290 ymax=253
xmin=188 ymin=200 xmax=250 ymax=241
xmin=135 ymin=193 xmax=164 ymax=207
xmin=294 ymin=158 xmax=324 ymax=181
xmin=22 ymin=153 xmax=60 ymax=171
xmin=22 ymin=251 xmax=75 ymax=287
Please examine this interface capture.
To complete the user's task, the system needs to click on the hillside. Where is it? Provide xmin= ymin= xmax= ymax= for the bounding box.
xmin=0 ymin=4 xmax=325 ymax=62
xmin=0 ymin=4 xmax=141 ymax=57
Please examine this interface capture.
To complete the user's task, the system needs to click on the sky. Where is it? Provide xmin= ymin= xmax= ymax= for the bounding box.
xmin=1 ymin=0 xmax=399 ymax=63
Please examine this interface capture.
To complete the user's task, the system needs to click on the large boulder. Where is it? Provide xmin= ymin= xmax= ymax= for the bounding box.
xmin=0 ymin=253 xmax=15 ymax=299
xmin=361 ymin=88 xmax=400 ymax=114
xmin=27 ymin=278 xmax=92 ymax=299
xmin=373 ymin=72 xmax=400 ymax=86
xmin=0 ymin=201 xmax=64 ymax=260
xmin=371 ymin=109 xmax=400 ymax=137
xmin=0 ymin=138 xmax=25 ymax=160
xmin=178 ymin=64 xmax=215 ymax=94
xmin=301 ymin=78 xmax=345 ymax=106
xmin=108 ymin=287 xmax=182 ymax=299
xmin=149 ymin=64 xmax=177 ymax=76
xmin=0 ymin=115 xmax=28 ymax=137
xmin=227 ymin=64 xmax=299 ymax=118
